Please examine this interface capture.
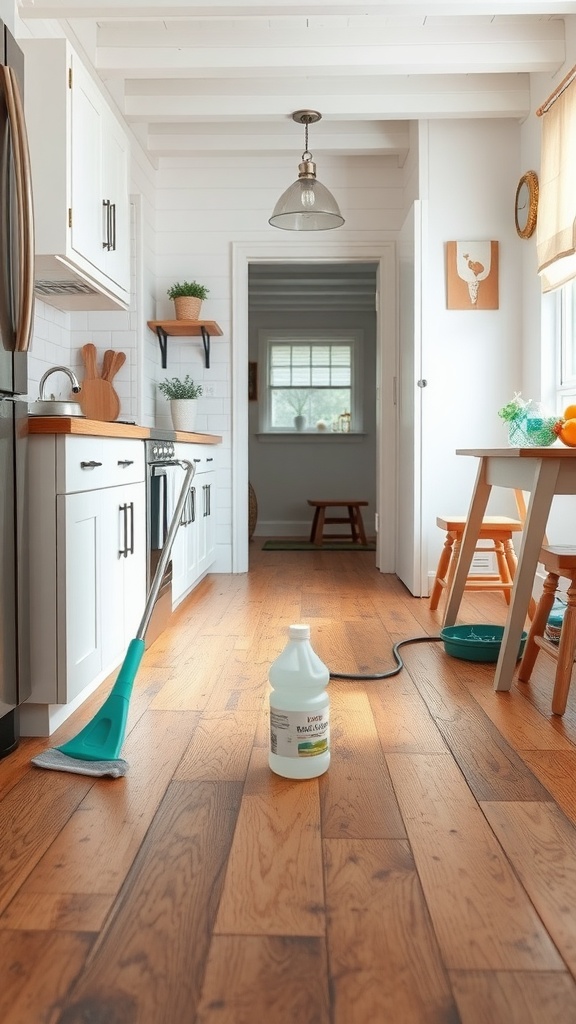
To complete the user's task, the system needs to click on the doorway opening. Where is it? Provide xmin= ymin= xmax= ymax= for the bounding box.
xmin=247 ymin=262 xmax=378 ymax=555
xmin=231 ymin=242 xmax=397 ymax=575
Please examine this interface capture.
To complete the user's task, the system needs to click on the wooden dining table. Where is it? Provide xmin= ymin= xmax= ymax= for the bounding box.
xmin=443 ymin=447 xmax=576 ymax=692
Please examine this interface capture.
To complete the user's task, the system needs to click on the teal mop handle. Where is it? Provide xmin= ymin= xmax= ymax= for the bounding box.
xmin=136 ymin=458 xmax=195 ymax=642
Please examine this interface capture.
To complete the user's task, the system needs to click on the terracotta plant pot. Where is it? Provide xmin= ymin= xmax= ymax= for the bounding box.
xmin=173 ymin=296 xmax=202 ymax=321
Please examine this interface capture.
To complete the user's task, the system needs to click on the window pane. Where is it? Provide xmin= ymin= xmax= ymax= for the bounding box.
xmin=270 ymin=387 xmax=351 ymax=429
xmin=311 ymin=346 xmax=330 ymax=365
xmin=265 ymin=336 xmax=357 ymax=431
xmin=563 ymin=282 xmax=576 ymax=384
xmin=270 ymin=366 xmax=291 ymax=386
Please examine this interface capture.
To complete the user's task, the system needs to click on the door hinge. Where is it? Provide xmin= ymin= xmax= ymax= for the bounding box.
xmin=68 ymin=208 xmax=72 ymax=228
xmin=68 ymin=67 xmax=72 ymax=89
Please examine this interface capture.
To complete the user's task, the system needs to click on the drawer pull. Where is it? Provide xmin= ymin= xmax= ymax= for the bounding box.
xmin=80 ymin=460 xmax=103 ymax=469
xmin=206 ymin=457 xmax=213 ymax=462
xmin=117 ymin=460 xmax=134 ymax=467
xmin=193 ymin=458 xmax=201 ymax=463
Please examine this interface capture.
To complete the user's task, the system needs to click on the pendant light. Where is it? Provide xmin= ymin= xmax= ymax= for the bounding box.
xmin=269 ymin=110 xmax=345 ymax=231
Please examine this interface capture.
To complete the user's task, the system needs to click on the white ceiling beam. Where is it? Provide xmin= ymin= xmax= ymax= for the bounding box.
xmin=122 ymin=76 xmax=530 ymax=121
xmin=144 ymin=126 xmax=409 ymax=157
xmin=122 ymin=73 xmax=529 ymax=96
xmin=18 ymin=1 xmax=576 ymax=18
xmin=97 ymin=43 xmax=563 ymax=77
xmin=93 ymin=18 xmax=564 ymax=48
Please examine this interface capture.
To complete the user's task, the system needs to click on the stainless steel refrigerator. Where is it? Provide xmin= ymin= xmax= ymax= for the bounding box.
xmin=0 ymin=20 xmax=35 ymax=757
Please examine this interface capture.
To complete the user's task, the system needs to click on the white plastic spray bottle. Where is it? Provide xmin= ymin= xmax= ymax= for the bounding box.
xmin=268 ymin=624 xmax=330 ymax=780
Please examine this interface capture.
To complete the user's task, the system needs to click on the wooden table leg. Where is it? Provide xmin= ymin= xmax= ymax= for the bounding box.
xmin=310 ymin=506 xmax=326 ymax=545
xmin=493 ymin=459 xmax=560 ymax=691
xmin=349 ymin=504 xmax=367 ymax=545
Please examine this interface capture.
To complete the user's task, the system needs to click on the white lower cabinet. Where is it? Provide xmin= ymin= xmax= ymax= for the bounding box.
xmin=171 ymin=445 xmax=217 ymax=607
xmin=57 ymin=480 xmax=145 ymax=702
xmin=25 ymin=436 xmax=146 ymax=732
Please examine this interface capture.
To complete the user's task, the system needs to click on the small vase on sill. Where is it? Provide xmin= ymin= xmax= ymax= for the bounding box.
xmin=170 ymin=399 xmax=198 ymax=432
xmin=294 ymin=415 xmax=306 ymax=431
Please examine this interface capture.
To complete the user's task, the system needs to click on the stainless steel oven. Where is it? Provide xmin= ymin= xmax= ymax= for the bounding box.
xmin=145 ymin=438 xmax=181 ymax=647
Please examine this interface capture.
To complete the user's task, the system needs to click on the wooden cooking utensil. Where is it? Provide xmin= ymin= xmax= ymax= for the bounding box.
xmin=101 ymin=348 xmax=115 ymax=381
xmin=105 ymin=350 xmax=126 ymax=382
xmin=77 ymin=343 xmax=120 ymax=422
xmin=101 ymin=350 xmax=126 ymax=418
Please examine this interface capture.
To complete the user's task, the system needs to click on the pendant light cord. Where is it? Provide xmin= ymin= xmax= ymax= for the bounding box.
xmin=329 ymin=635 xmax=444 ymax=680
xmin=302 ymin=117 xmax=312 ymax=160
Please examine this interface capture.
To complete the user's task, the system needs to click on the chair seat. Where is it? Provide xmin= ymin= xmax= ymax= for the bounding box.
xmin=437 ymin=515 xmax=523 ymax=532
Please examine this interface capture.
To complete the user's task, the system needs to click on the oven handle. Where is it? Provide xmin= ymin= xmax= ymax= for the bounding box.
xmin=139 ymin=459 xmax=194 ymax=640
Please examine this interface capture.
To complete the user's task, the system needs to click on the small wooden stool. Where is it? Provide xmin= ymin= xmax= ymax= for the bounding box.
xmin=307 ymin=500 xmax=368 ymax=546
xmin=517 ymin=546 xmax=576 ymax=716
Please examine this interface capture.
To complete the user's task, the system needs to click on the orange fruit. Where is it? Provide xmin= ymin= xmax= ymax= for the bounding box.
xmin=564 ymin=404 xmax=576 ymax=420
xmin=558 ymin=417 xmax=576 ymax=447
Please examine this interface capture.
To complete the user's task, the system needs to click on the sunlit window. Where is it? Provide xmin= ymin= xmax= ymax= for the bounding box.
xmin=258 ymin=330 xmax=362 ymax=432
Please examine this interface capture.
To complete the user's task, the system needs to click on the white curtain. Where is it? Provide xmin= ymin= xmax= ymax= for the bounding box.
xmin=537 ymin=71 xmax=576 ymax=292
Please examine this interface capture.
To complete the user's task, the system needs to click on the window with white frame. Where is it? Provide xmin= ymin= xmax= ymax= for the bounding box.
xmin=557 ymin=282 xmax=573 ymax=405
xmin=258 ymin=330 xmax=362 ymax=433
xmin=556 ymin=279 xmax=576 ymax=411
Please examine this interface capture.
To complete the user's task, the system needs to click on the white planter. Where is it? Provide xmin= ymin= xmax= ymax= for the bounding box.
xmin=170 ymin=399 xmax=198 ymax=432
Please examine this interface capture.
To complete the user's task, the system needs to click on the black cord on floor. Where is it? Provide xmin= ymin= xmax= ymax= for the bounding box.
xmin=330 ymin=635 xmax=444 ymax=680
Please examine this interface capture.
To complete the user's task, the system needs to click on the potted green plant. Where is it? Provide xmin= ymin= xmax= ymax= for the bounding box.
xmin=167 ymin=281 xmax=210 ymax=321
xmin=158 ymin=374 xmax=203 ymax=431
xmin=286 ymin=389 xmax=309 ymax=431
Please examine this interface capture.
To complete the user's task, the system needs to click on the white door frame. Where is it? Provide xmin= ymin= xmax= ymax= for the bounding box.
xmin=231 ymin=240 xmax=397 ymax=574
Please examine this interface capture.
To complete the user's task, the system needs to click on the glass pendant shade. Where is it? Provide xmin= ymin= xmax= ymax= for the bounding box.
xmin=269 ymin=111 xmax=344 ymax=231
xmin=269 ymin=175 xmax=345 ymax=231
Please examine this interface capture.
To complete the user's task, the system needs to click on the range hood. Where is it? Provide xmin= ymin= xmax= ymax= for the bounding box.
xmin=33 ymin=256 xmax=130 ymax=313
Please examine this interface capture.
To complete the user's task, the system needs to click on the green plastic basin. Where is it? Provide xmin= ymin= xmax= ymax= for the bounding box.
xmin=440 ymin=624 xmax=528 ymax=663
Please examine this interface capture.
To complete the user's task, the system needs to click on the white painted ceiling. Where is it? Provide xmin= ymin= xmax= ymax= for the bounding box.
xmin=20 ymin=1 xmax=575 ymax=164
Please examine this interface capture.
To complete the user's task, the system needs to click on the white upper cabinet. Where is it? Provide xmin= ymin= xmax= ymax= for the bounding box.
xmin=21 ymin=38 xmax=131 ymax=312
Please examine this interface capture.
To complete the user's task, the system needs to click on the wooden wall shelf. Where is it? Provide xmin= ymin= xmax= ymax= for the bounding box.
xmin=147 ymin=320 xmax=223 ymax=369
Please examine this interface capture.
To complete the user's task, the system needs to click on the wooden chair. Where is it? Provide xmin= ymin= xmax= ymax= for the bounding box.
xmin=429 ymin=489 xmax=535 ymax=613
xmin=517 ymin=546 xmax=576 ymax=715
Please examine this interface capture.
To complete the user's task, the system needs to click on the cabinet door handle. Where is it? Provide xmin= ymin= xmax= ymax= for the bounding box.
xmin=129 ymin=501 xmax=134 ymax=555
xmin=102 ymin=199 xmax=111 ymax=250
xmin=119 ymin=502 xmax=129 ymax=557
xmin=117 ymin=460 xmax=134 ymax=467
xmin=191 ymin=486 xmax=196 ymax=523
xmin=80 ymin=460 xmax=102 ymax=469
xmin=207 ymin=483 xmax=211 ymax=517
xmin=111 ymin=202 xmax=117 ymax=251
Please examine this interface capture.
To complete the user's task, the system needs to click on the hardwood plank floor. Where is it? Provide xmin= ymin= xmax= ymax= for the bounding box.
xmin=2 ymin=540 xmax=576 ymax=1022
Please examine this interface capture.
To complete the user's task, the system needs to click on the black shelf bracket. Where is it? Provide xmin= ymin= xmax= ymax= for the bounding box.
xmin=200 ymin=326 xmax=211 ymax=369
xmin=155 ymin=326 xmax=169 ymax=369
xmin=154 ymin=325 xmax=211 ymax=369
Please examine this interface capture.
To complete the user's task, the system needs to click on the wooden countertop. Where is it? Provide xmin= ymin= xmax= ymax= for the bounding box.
xmin=26 ymin=417 xmax=222 ymax=445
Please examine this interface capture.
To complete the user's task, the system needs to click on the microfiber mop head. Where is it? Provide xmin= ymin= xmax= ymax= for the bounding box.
xmin=30 ymin=639 xmax=145 ymax=778
xmin=31 ymin=749 xmax=129 ymax=778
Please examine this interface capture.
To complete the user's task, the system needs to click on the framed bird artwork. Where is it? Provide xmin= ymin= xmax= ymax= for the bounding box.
xmin=445 ymin=240 xmax=499 ymax=309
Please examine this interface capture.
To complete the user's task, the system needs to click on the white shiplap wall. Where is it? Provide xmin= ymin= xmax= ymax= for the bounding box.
xmin=154 ymin=152 xmax=405 ymax=570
